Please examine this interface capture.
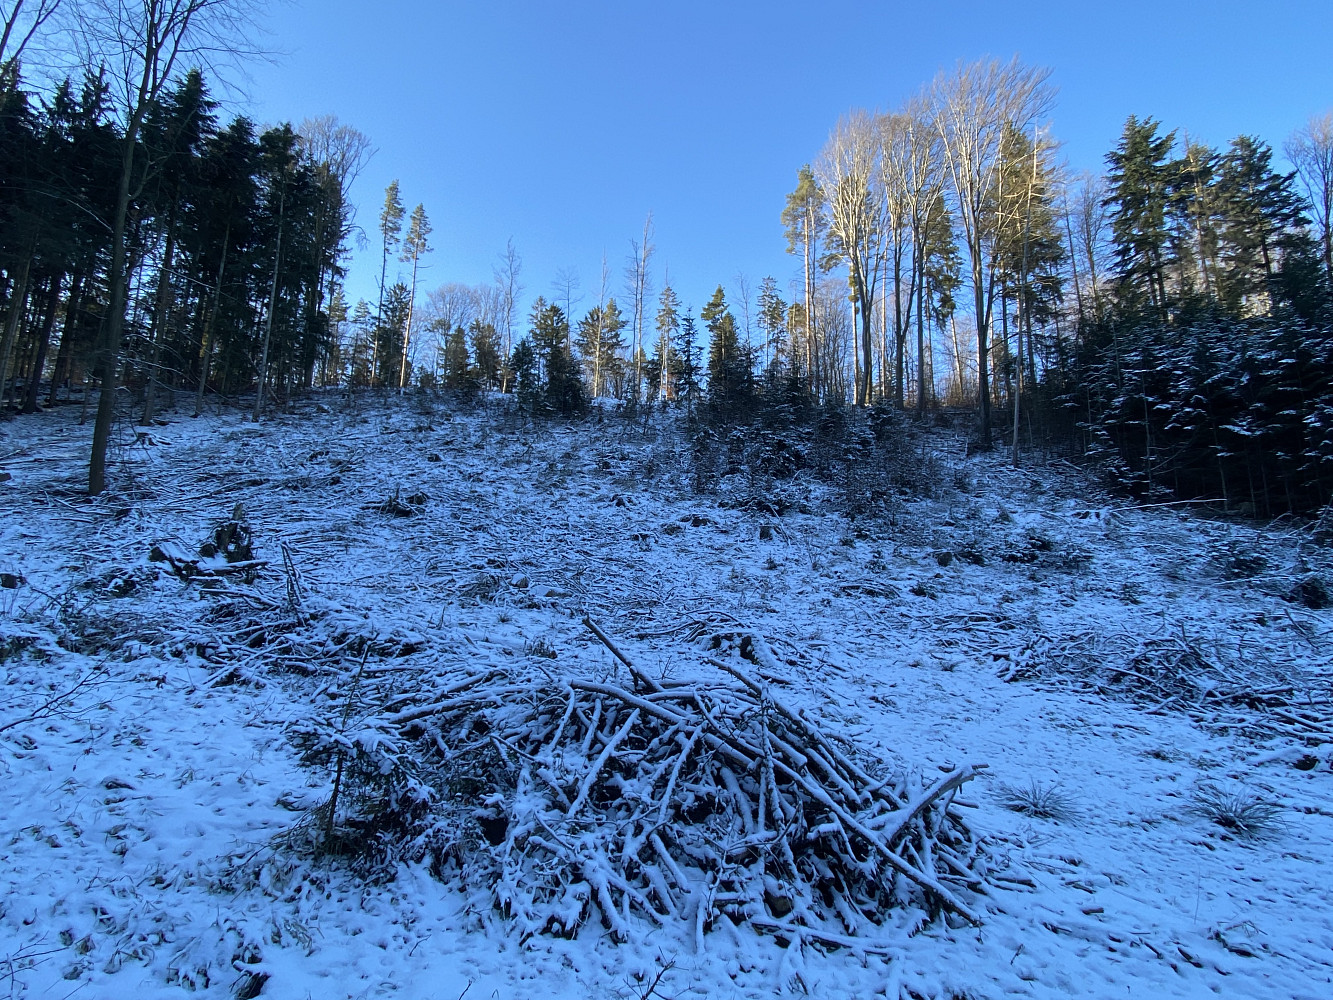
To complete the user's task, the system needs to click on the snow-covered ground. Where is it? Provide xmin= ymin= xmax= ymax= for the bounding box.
xmin=1 ymin=393 xmax=1330 ymax=1000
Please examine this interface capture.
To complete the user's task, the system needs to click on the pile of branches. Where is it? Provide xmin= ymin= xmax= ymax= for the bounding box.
xmin=1002 ymin=628 xmax=1333 ymax=749
xmin=291 ymin=626 xmax=989 ymax=947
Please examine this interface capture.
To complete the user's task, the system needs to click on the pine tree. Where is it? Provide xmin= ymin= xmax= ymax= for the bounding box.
xmin=781 ymin=165 xmax=825 ymax=392
xmin=398 ymin=202 xmax=431 ymax=388
xmin=375 ymin=179 xmax=405 ymax=385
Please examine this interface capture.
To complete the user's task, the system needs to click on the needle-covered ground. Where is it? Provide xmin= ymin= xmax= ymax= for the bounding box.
xmin=1 ymin=392 xmax=1331 ymax=1000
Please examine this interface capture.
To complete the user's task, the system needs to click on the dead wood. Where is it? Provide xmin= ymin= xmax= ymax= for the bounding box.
xmin=308 ymin=630 xmax=990 ymax=944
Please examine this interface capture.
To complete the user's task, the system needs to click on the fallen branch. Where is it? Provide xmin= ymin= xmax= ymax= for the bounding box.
xmin=305 ymin=641 xmax=990 ymax=943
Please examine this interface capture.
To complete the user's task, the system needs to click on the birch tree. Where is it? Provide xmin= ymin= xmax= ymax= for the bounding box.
xmin=931 ymin=57 xmax=1054 ymax=444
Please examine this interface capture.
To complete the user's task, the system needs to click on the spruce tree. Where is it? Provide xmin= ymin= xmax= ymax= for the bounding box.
xmin=469 ymin=319 xmax=501 ymax=390
xmin=442 ymin=325 xmax=470 ymax=390
xmin=703 ymin=285 xmax=751 ymax=420
xmin=676 ymin=309 xmax=702 ymax=417
xmin=576 ymin=298 xmax=626 ymax=398
xmin=529 ymin=297 xmax=585 ymax=416
xmin=1106 ymin=117 xmax=1178 ymax=317
xmin=1215 ymin=136 xmax=1309 ymax=315
xmin=756 ymin=276 xmax=787 ymax=370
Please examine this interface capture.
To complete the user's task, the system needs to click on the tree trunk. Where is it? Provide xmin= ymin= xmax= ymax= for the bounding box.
xmin=194 ymin=221 xmax=230 ymax=417
xmin=22 ymin=274 xmax=61 ymax=413
xmin=142 ymin=221 xmax=177 ymax=424
xmin=47 ymin=270 xmax=86 ymax=406
xmin=804 ymin=211 xmax=815 ymax=395
xmin=916 ymin=255 xmax=927 ymax=415
xmin=0 ymin=253 xmax=32 ymax=412
xmin=973 ymin=268 xmax=991 ymax=444
xmin=252 ymin=190 xmax=285 ymax=421
xmin=399 ymin=253 xmax=418 ymax=390
xmin=950 ymin=313 xmax=965 ymax=401
xmin=893 ymin=244 xmax=904 ymax=408
xmin=1063 ymin=207 xmax=1084 ymax=335
xmin=89 ymin=106 xmax=146 ymax=495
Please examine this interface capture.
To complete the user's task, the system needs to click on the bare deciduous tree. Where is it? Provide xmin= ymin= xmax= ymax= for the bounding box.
xmin=625 ymin=214 xmax=654 ymax=400
xmin=552 ymin=265 xmax=581 ymax=354
xmin=298 ymin=113 xmax=374 ymax=296
xmin=878 ymin=111 xmax=919 ymax=407
xmin=0 ymin=0 xmax=62 ymax=83
xmin=1287 ymin=111 xmax=1333 ymax=283
xmin=816 ymin=110 xmax=883 ymax=406
xmin=1062 ymin=172 xmax=1110 ymax=328
xmin=493 ymin=237 xmax=522 ymax=390
xmin=899 ymin=97 xmax=950 ymax=414
xmin=931 ymin=57 xmax=1054 ymax=444
xmin=77 ymin=0 xmax=260 ymax=494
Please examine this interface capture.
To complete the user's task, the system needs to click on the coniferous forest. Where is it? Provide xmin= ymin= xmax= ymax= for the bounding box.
xmin=3 ymin=5 xmax=1333 ymax=1000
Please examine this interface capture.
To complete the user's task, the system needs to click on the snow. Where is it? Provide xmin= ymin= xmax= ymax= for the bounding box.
xmin=1 ymin=393 xmax=1331 ymax=999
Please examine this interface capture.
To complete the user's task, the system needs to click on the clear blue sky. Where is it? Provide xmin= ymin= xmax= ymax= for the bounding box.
xmin=243 ymin=0 xmax=1333 ymax=323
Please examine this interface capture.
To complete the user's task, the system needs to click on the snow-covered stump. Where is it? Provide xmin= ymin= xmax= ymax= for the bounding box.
xmin=296 ymin=628 xmax=990 ymax=947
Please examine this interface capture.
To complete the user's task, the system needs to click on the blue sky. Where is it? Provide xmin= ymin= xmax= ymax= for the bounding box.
xmin=243 ymin=0 xmax=1333 ymax=323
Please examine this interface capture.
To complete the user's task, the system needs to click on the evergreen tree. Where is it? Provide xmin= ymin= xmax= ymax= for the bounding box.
xmin=1215 ymin=136 xmax=1310 ymax=315
xmin=756 ymin=276 xmax=787 ymax=370
xmin=398 ymin=202 xmax=431 ymax=388
xmin=781 ymin=165 xmax=826 ymax=391
xmin=528 ymin=296 xmax=585 ymax=416
xmin=442 ymin=324 xmax=470 ymax=390
xmin=508 ymin=337 xmax=539 ymax=413
xmin=469 ymin=318 xmax=501 ymax=389
xmin=654 ymin=283 xmax=680 ymax=401
xmin=1106 ymin=117 xmax=1177 ymax=317
xmin=375 ymin=281 xmax=410 ymax=384
xmin=347 ymin=299 xmax=374 ymax=386
xmin=676 ymin=308 xmax=703 ymax=417
xmin=375 ymin=179 xmax=405 ymax=385
xmin=575 ymin=298 xmax=626 ymax=398
xmin=702 ymin=285 xmax=751 ymax=419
